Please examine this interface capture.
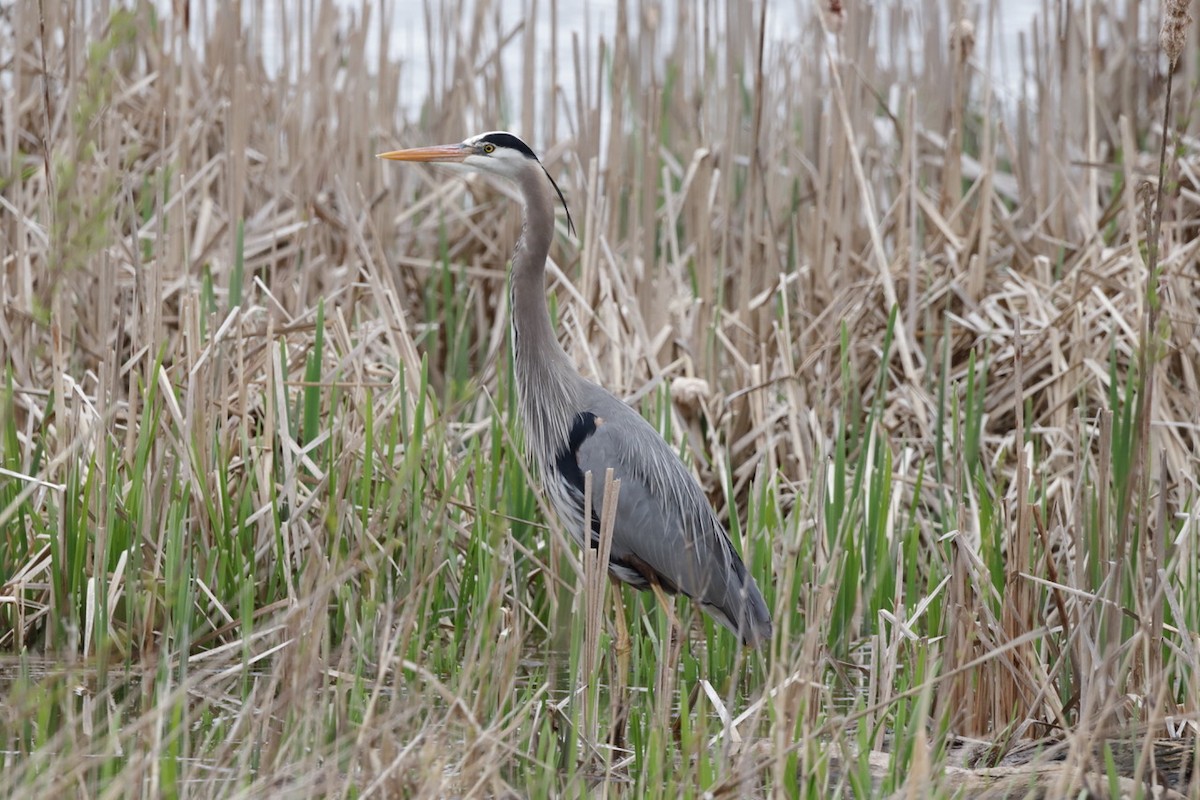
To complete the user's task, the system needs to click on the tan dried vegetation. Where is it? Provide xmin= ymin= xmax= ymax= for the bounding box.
xmin=1 ymin=0 xmax=1199 ymax=797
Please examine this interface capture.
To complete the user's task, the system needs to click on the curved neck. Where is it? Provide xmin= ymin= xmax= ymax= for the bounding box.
xmin=510 ymin=168 xmax=571 ymax=371
xmin=509 ymin=165 xmax=580 ymax=467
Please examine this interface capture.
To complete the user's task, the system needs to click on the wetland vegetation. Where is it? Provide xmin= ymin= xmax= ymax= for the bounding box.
xmin=2 ymin=0 xmax=1199 ymax=796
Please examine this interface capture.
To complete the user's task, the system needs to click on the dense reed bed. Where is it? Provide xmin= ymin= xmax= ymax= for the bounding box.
xmin=2 ymin=0 xmax=1199 ymax=796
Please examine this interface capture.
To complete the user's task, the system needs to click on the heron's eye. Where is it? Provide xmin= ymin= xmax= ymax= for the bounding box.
xmin=483 ymin=143 xmax=496 ymax=154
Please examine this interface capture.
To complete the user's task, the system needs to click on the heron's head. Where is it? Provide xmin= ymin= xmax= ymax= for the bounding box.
xmin=378 ymin=131 xmax=573 ymax=233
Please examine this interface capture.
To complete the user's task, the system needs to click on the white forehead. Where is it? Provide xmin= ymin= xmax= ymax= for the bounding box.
xmin=463 ymin=130 xmax=508 ymax=146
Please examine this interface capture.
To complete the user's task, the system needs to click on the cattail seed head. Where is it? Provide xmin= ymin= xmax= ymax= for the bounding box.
xmin=1161 ymin=0 xmax=1192 ymax=68
xmin=951 ymin=20 xmax=976 ymax=66
xmin=825 ymin=1 xmax=845 ymax=34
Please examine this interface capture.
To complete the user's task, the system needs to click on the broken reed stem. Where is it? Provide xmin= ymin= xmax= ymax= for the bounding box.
xmin=1002 ymin=317 xmax=1032 ymax=725
xmin=580 ymin=468 xmax=620 ymax=755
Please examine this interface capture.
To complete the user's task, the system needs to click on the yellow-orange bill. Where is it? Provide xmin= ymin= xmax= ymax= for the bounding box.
xmin=376 ymin=143 xmax=468 ymax=162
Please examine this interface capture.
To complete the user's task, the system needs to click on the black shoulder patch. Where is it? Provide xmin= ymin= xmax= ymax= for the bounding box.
xmin=555 ymin=411 xmax=605 ymax=547
xmin=555 ymin=411 xmax=599 ymax=495
xmin=480 ymin=131 xmax=539 ymax=160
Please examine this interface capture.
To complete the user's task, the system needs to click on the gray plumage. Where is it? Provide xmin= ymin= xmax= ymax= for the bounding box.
xmin=380 ymin=131 xmax=773 ymax=648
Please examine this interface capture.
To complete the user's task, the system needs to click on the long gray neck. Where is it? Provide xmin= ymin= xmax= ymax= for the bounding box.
xmin=509 ymin=167 xmax=580 ymax=469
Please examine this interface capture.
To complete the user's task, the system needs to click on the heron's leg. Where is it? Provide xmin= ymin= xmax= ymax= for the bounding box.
xmin=649 ymin=580 xmax=682 ymax=725
xmin=609 ymin=576 xmax=631 ymax=674
xmin=608 ymin=577 xmax=631 ymax=750
xmin=649 ymin=581 xmax=681 ymax=637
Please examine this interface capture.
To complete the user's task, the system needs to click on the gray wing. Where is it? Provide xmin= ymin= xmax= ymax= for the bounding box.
xmin=574 ymin=406 xmax=772 ymax=645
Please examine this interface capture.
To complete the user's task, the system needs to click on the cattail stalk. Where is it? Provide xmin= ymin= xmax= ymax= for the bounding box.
xmin=1131 ymin=0 xmax=1191 ymax=722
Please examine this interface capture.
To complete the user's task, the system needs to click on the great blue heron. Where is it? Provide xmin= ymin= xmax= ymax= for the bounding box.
xmin=379 ymin=131 xmax=773 ymax=648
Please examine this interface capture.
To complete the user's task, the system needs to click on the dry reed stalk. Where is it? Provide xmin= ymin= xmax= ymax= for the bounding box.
xmin=943 ymin=9 xmax=972 ymax=226
xmin=998 ymin=320 xmax=1030 ymax=724
xmin=580 ymin=467 xmax=619 ymax=753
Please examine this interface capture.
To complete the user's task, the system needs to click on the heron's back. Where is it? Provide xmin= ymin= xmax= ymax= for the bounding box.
xmin=541 ymin=386 xmax=773 ymax=647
